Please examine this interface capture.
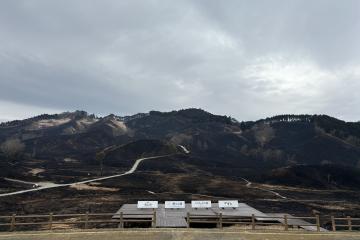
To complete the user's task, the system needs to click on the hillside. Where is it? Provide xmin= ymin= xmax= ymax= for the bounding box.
xmin=1 ymin=109 xmax=360 ymax=188
xmin=1 ymin=109 xmax=360 ymax=217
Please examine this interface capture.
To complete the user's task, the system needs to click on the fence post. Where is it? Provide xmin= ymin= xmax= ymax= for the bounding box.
xmin=347 ymin=216 xmax=352 ymax=231
xmin=187 ymin=212 xmax=190 ymax=228
xmin=152 ymin=210 xmax=156 ymax=228
xmin=85 ymin=211 xmax=89 ymax=229
xmin=331 ymin=216 xmax=336 ymax=232
xmin=118 ymin=212 xmax=123 ymax=228
xmin=219 ymin=213 xmax=223 ymax=229
xmin=10 ymin=214 xmax=16 ymax=232
xmin=251 ymin=214 xmax=255 ymax=230
xmin=284 ymin=215 xmax=288 ymax=231
xmin=49 ymin=213 xmax=53 ymax=230
xmin=316 ymin=215 xmax=320 ymax=232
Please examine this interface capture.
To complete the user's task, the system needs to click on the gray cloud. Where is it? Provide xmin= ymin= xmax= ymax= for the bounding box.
xmin=0 ymin=0 xmax=359 ymax=121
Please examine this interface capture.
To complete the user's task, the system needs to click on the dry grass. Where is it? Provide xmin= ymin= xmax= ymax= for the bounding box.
xmin=28 ymin=169 xmax=45 ymax=176
xmin=70 ymin=184 xmax=119 ymax=192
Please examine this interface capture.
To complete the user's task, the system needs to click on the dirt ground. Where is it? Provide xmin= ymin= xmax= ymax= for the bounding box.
xmin=1 ymin=171 xmax=360 ymax=218
xmin=0 ymin=229 xmax=359 ymax=240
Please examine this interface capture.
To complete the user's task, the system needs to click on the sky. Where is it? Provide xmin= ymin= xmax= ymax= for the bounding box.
xmin=0 ymin=0 xmax=360 ymax=122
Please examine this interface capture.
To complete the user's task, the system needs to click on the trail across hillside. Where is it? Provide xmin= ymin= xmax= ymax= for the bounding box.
xmin=4 ymin=178 xmax=38 ymax=187
xmin=178 ymin=145 xmax=190 ymax=154
xmin=239 ymin=177 xmax=288 ymax=199
xmin=0 ymin=154 xmax=172 ymax=197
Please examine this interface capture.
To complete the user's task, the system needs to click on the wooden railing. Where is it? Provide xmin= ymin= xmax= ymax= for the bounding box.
xmin=0 ymin=212 xmax=155 ymax=232
xmin=1 ymin=212 xmax=360 ymax=232
xmin=187 ymin=213 xmax=321 ymax=231
xmin=331 ymin=216 xmax=360 ymax=231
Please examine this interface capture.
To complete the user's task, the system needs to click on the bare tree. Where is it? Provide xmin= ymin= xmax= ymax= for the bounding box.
xmin=0 ymin=138 xmax=25 ymax=162
xmin=254 ymin=124 xmax=275 ymax=147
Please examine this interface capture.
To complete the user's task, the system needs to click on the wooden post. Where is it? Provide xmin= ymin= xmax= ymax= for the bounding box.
xmin=331 ymin=216 xmax=336 ymax=232
xmin=10 ymin=214 xmax=16 ymax=232
xmin=49 ymin=213 xmax=53 ymax=230
xmin=118 ymin=212 xmax=123 ymax=228
xmin=187 ymin=212 xmax=190 ymax=228
xmin=84 ymin=211 xmax=89 ymax=229
xmin=251 ymin=214 xmax=255 ymax=230
xmin=152 ymin=210 xmax=156 ymax=228
xmin=347 ymin=216 xmax=352 ymax=231
xmin=284 ymin=215 xmax=288 ymax=231
xmin=316 ymin=215 xmax=320 ymax=232
xmin=219 ymin=213 xmax=223 ymax=229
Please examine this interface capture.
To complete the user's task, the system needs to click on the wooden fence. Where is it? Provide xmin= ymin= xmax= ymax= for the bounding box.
xmin=331 ymin=216 xmax=360 ymax=231
xmin=0 ymin=212 xmax=155 ymax=231
xmin=186 ymin=213 xmax=321 ymax=231
xmin=0 ymin=212 xmax=359 ymax=232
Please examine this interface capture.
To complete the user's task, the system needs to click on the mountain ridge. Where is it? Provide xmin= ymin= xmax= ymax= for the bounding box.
xmin=1 ymin=108 xmax=360 ymax=191
xmin=2 ymin=108 xmax=359 ymax=127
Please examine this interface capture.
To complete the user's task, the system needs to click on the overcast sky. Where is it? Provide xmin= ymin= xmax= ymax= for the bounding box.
xmin=0 ymin=0 xmax=359 ymax=122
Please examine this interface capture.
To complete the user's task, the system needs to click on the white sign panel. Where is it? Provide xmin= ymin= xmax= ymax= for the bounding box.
xmin=137 ymin=201 xmax=158 ymax=209
xmin=165 ymin=201 xmax=185 ymax=209
xmin=191 ymin=200 xmax=211 ymax=208
xmin=218 ymin=200 xmax=239 ymax=208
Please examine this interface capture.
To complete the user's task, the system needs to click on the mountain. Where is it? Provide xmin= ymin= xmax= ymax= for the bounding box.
xmin=1 ymin=109 xmax=360 ymax=190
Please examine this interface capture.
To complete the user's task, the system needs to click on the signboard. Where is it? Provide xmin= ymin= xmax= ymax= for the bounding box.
xmin=218 ymin=200 xmax=239 ymax=208
xmin=137 ymin=201 xmax=158 ymax=209
xmin=191 ymin=200 xmax=211 ymax=208
xmin=165 ymin=201 xmax=185 ymax=209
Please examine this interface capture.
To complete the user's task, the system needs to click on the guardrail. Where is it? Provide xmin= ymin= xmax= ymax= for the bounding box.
xmin=0 ymin=212 xmax=155 ymax=231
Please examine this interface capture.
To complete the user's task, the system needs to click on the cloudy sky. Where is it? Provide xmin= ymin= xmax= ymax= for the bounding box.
xmin=0 ymin=0 xmax=360 ymax=122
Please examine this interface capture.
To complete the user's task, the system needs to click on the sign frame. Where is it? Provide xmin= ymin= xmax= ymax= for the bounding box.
xmin=165 ymin=201 xmax=185 ymax=209
xmin=191 ymin=200 xmax=211 ymax=209
xmin=137 ymin=201 xmax=158 ymax=209
xmin=218 ymin=200 xmax=239 ymax=208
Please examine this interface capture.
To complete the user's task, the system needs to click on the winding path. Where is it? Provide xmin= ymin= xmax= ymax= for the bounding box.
xmin=2 ymin=144 xmax=289 ymax=201
xmin=239 ymin=177 xmax=288 ymax=199
xmin=4 ymin=178 xmax=38 ymax=187
xmin=178 ymin=145 xmax=190 ymax=154
xmin=0 ymin=154 xmax=172 ymax=197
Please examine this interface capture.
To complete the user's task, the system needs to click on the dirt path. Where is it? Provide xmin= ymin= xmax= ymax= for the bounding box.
xmin=4 ymin=178 xmax=38 ymax=187
xmin=0 ymin=154 xmax=172 ymax=197
xmin=239 ymin=177 xmax=288 ymax=199
xmin=178 ymin=145 xmax=190 ymax=154
xmin=4 ymin=178 xmax=60 ymax=188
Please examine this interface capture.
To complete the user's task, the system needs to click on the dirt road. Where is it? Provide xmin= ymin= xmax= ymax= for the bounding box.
xmin=0 ymin=154 xmax=172 ymax=197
